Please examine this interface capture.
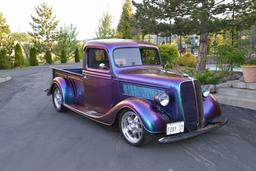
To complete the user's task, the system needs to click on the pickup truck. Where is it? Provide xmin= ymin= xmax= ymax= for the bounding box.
xmin=47 ymin=39 xmax=227 ymax=146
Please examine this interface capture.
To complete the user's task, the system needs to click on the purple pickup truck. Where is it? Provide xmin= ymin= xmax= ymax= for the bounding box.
xmin=47 ymin=39 xmax=227 ymax=146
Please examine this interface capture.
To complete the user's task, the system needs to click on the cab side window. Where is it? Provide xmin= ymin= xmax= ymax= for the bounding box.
xmin=87 ymin=48 xmax=109 ymax=70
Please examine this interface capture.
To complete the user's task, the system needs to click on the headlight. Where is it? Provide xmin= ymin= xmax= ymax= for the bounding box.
xmin=201 ymin=85 xmax=211 ymax=97
xmin=154 ymin=92 xmax=170 ymax=107
xmin=203 ymin=90 xmax=210 ymax=97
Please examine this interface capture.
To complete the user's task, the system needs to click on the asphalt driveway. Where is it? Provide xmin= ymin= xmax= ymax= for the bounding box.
xmin=0 ymin=64 xmax=256 ymax=171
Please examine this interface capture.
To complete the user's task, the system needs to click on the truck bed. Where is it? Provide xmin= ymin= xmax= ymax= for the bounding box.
xmin=52 ymin=67 xmax=83 ymax=78
xmin=51 ymin=67 xmax=85 ymax=105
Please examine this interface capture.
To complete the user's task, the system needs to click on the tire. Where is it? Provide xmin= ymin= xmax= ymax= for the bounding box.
xmin=52 ymin=84 xmax=66 ymax=112
xmin=119 ymin=109 xmax=153 ymax=146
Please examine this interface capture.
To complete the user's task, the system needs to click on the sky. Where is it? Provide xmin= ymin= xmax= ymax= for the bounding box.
xmin=0 ymin=0 xmax=141 ymax=40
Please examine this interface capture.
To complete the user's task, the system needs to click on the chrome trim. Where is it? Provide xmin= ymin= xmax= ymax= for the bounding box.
xmin=191 ymin=79 xmax=200 ymax=128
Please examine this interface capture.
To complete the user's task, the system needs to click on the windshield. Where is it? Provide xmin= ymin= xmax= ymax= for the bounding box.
xmin=113 ymin=47 xmax=161 ymax=67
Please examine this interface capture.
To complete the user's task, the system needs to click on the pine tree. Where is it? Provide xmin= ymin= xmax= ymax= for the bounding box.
xmin=29 ymin=46 xmax=38 ymax=66
xmin=74 ymin=48 xmax=80 ymax=63
xmin=30 ymin=2 xmax=59 ymax=54
xmin=60 ymin=49 xmax=67 ymax=63
xmin=0 ymin=48 xmax=9 ymax=69
xmin=117 ymin=0 xmax=133 ymax=39
xmin=96 ymin=13 xmax=115 ymax=39
xmin=14 ymin=43 xmax=24 ymax=67
xmin=134 ymin=0 xmax=256 ymax=71
xmin=45 ymin=50 xmax=52 ymax=64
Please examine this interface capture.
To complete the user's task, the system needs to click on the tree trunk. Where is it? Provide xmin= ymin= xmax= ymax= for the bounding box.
xmin=156 ymin=33 xmax=159 ymax=45
xmin=196 ymin=32 xmax=209 ymax=71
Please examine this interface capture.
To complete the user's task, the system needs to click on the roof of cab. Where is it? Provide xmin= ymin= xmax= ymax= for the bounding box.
xmin=85 ymin=39 xmax=157 ymax=49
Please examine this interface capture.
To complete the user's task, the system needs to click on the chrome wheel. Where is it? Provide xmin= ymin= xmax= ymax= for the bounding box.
xmin=121 ymin=111 xmax=144 ymax=144
xmin=53 ymin=87 xmax=62 ymax=110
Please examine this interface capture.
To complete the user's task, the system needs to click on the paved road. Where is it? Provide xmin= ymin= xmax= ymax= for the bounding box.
xmin=0 ymin=65 xmax=256 ymax=171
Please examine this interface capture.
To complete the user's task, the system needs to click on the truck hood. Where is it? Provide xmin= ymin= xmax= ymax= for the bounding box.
xmin=117 ymin=67 xmax=191 ymax=88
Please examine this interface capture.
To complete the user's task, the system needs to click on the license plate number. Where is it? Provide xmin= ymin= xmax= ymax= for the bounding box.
xmin=166 ymin=121 xmax=184 ymax=135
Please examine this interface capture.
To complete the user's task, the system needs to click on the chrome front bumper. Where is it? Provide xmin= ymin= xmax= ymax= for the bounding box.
xmin=158 ymin=118 xmax=228 ymax=144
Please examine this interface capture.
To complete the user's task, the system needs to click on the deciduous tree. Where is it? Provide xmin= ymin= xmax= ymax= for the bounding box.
xmin=0 ymin=13 xmax=14 ymax=59
xmin=0 ymin=13 xmax=10 ymax=48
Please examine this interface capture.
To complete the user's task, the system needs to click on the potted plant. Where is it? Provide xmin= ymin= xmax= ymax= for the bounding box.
xmin=241 ymin=55 xmax=256 ymax=83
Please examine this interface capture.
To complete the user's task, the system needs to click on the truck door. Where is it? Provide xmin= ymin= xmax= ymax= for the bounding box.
xmin=83 ymin=48 xmax=113 ymax=114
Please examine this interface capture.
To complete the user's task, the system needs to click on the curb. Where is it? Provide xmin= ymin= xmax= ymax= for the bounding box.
xmin=0 ymin=76 xmax=12 ymax=84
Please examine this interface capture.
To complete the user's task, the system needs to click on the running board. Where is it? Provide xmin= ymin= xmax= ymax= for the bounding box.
xmin=63 ymin=103 xmax=112 ymax=126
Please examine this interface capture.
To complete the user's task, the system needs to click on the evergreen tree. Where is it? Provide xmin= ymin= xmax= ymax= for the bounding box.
xmin=14 ymin=43 xmax=24 ymax=67
xmin=60 ymin=49 xmax=67 ymax=63
xmin=55 ymin=24 xmax=78 ymax=60
xmin=96 ymin=13 xmax=115 ymax=39
xmin=134 ymin=0 xmax=256 ymax=71
xmin=228 ymin=0 xmax=256 ymax=45
xmin=29 ymin=46 xmax=38 ymax=66
xmin=117 ymin=0 xmax=133 ymax=39
xmin=45 ymin=50 xmax=52 ymax=64
xmin=74 ymin=48 xmax=80 ymax=63
xmin=30 ymin=2 xmax=59 ymax=54
xmin=0 ymin=48 xmax=9 ymax=69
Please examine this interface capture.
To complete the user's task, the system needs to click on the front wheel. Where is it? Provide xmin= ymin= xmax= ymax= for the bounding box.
xmin=52 ymin=85 xmax=66 ymax=112
xmin=119 ymin=110 xmax=153 ymax=146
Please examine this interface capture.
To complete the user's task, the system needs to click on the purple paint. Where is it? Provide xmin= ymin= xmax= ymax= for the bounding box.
xmin=48 ymin=39 xmax=224 ymax=137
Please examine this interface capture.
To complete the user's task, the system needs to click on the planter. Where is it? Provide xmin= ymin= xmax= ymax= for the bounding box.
xmin=242 ymin=65 xmax=256 ymax=83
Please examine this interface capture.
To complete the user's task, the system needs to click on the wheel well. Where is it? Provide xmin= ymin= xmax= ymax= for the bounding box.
xmin=48 ymin=83 xmax=58 ymax=95
xmin=113 ymin=107 xmax=131 ymax=126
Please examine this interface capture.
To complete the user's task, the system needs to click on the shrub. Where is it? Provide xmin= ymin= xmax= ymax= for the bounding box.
xmin=216 ymin=45 xmax=245 ymax=72
xmin=0 ymin=48 xmax=9 ymax=69
xmin=60 ymin=49 xmax=67 ymax=63
xmin=182 ymin=67 xmax=224 ymax=85
xmin=195 ymin=70 xmax=224 ymax=85
xmin=177 ymin=52 xmax=196 ymax=67
xmin=29 ymin=47 xmax=38 ymax=66
xmin=74 ymin=48 xmax=80 ymax=63
xmin=45 ymin=50 xmax=52 ymax=64
xmin=14 ymin=43 xmax=25 ymax=67
xmin=158 ymin=44 xmax=179 ymax=68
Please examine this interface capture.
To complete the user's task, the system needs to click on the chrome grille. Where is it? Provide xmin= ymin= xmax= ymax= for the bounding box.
xmin=180 ymin=80 xmax=203 ymax=131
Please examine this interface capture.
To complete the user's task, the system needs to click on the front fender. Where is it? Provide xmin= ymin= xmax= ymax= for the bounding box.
xmin=47 ymin=77 xmax=74 ymax=104
xmin=101 ymin=98 xmax=167 ymax=134
xmin=203 ymin=94 xmax=221 ymax=121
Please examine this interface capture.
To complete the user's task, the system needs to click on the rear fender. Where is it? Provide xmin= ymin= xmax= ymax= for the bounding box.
xmin=48 ymin=77 xmax=74 ymax=104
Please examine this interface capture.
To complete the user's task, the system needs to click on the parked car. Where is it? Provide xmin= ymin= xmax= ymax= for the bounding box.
xmin=47 ymin=39 xmax=227 ymax=146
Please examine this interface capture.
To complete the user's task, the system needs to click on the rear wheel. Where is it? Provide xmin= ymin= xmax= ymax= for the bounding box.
xmin=119 ymin=110 xmax=153 ymax=146
xmin=52 ymin=85 xmax=66 ymax=112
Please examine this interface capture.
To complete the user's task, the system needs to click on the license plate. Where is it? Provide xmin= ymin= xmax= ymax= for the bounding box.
xmin=166 ymin=121 xmax=184 ymax=135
